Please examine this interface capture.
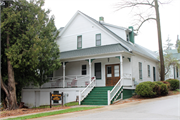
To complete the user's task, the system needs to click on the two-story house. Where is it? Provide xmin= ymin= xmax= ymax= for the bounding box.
xmin=22 ymin=11 xmax=159 ymax=107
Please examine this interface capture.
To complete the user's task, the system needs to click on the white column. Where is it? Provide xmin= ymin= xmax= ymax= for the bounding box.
xmin=107 ymin=90 xmax=111 ymax=105
xmin=130 ymin=56 xmax=133 ymax=86
xmin=63 ymin=62 xmax=65 ymax=88
xmin=120 ymin=55 xmax=123 ymax=78
xmin=89 ymin=59 xmax=91 ymax=82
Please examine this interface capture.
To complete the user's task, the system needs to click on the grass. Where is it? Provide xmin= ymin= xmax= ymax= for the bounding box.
xmin=176 ymin=89 xmax=180 ymax=92
xmin=32 ymin=101 xmax=78 ymax=109
xmin=4 ymin=107 xmax=100 ymax=120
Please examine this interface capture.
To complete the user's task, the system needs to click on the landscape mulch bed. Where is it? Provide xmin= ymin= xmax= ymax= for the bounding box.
xmin=0 ymin=90 xmax=179 ymax=118
xmin=0 ymin=106 xmax=70 ymax=118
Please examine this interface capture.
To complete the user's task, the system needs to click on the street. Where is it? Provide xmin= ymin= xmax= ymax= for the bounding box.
xmin=32 ymin=94 xmax=180 ymax=120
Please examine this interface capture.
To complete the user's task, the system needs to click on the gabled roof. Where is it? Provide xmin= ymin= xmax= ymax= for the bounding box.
xmin=60 ymin=43 xmax=128 ymax=59
xmin=59 ymin=11 xmax=158 ymax=61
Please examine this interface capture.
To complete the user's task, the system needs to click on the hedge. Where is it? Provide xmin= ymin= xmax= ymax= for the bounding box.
xmin=166 ymin=79 xmax=180 ymax=90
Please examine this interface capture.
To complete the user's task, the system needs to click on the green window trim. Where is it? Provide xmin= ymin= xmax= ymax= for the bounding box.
xmin=77 ymin=35 xmax=82 ymax=49
xmin=148 ymin=65 xmax=150 ymax=77
xmin=96 ymin=34 xmax=101 ymax=46
xmin=139 ymin=62 xmax=142 ymax=79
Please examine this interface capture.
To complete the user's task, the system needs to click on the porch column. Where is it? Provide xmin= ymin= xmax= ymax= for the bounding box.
xmin=63 ymin=62 xmax=65 ymax=88
xmin=89 ymin=59 xmax=91 ymax=82
xmin=120 ymin=55 xmax=123 ymax=78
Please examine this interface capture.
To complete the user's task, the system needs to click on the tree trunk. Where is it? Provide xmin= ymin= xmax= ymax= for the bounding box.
xmin=5 ymin=33 xmax=18 ymax=110
xmin=154 ymin=0 xmax=165 ymax=81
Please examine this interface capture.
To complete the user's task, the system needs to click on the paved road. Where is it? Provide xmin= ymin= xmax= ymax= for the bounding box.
xmin=33 ymin=95 xmax=180 ymax=120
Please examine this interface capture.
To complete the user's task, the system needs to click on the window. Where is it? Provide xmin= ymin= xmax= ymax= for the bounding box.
xmin=176 ymin=66 xmax=179 ymax=78
xmin=96 ymin=34 xmax=101 ymax=46
xmin=148 ymin=65 xmax=150 ymax=77
xmin=127 ymin=34 xmax=129 ymax=41
xmin=77 ymin=35 xmax=82 ymax=49
xmin=82 ymin=65 xmax=87 ymax=75
xmin=114 ymin=65 xmax=119 ymax=77
xmin=139 ymin=62 xmax=142 ymax=79
xmin=95 ymin=63 xmax=101 ymax=79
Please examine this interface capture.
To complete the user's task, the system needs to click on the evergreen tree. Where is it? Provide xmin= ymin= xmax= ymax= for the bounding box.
xmin=1 ymin=0 xmax=61 ymax=110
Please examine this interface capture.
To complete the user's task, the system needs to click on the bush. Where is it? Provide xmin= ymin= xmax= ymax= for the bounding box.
xmin=166 ymin=79 xmax=180 ymax=90
xmin=135 ymin=81 xmax=169 ymax=97
xmin=135 ymin=81 xmax=157 ymax=97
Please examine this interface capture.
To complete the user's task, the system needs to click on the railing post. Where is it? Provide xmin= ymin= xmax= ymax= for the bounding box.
xmin=121 ymin=89 xmax=123 ymax=100
xmin=79 ymin=90 xmax=81 ymax=105
xmin=108 ymin=90 xmax=111 ymax=105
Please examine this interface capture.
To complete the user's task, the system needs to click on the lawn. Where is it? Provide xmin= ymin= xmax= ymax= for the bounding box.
xmin=4 ymin=106 xmax=100 ymax=120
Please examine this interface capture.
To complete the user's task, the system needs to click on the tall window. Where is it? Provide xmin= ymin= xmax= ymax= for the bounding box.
xmin=139 ymin=62 xmax=142 ymax=79
xmin=95 ymin=63 xmax=101 ymax=79
xmin=82 ymin=65 xmax=87 ymax=75
xmin=148 ymin=65 xmax=150 ymax=77
xmin=176 ymin=66 xmax=179 ymax=78
xmin=77 ymin=35 xmax=82 ymax=49
xmin=96 ymin=34 xmax=101 ymax=46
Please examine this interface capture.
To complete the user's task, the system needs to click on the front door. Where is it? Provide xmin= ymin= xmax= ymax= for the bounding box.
xmin=106 ymin=64 xmax=120 ymax=86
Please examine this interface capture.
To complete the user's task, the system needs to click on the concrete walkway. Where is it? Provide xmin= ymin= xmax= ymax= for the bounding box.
xmin=2 ymin=94 xmax=180 ymax=120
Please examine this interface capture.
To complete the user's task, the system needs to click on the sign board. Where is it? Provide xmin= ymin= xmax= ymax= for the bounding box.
xmin=50 ymin=92 xmax=63 ymax=108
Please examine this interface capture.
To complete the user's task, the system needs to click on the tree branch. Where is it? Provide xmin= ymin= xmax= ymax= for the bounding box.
xmin=135 ymin=17 xmax=156 ymax=32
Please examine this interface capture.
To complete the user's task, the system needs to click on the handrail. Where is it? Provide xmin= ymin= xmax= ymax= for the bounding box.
xmin=79 ymin=77 xmax=96 ymax=105
xmin=108 ymin=78 xmax=123 ymax=105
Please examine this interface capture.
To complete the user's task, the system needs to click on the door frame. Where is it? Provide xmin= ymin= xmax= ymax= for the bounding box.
xmin=105 ymin=64 xmax=120 ymax=86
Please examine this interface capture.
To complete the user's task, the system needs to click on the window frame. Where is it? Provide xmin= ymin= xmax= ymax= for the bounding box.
xmin=148 ymin=65 xmax=150 ymax=77
xmin=94 ymin=62 xmax=101 ymax=80
xmin=77 ymin=35 xmax=82 ymax=49
xmin=139 ymin=62 xmax=142 ymax=80
xmin=96 ymin=34 xmax=101 ymax=46
xmin=81 ymin=64 xmax=87 ymax=75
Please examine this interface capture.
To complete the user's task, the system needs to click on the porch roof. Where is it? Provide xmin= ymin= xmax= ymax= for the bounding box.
xmin=60 ymin=43 xmax=129 ymax=59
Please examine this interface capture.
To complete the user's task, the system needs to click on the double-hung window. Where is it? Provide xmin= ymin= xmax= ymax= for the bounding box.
xmin=96 ymin=34 xmax=101 ymax=46
xmin=77 ymin=35 xmax=82 ymax=49
xmin=148 ymin=65 xmax=150 ymax=77
xmin=95 ymin=63 xmax=101 ymax=79
xmin=82 ymin=65 xmax=87 ymax=75
xmin=139 ymin=62 xmax=142 ymax=79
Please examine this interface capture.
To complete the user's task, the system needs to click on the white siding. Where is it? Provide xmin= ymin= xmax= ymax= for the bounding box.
xmin=132 ymin=54 xmax=159 ymax=83
xmin=104 ymin=25 xmax=127 ymax=41
xmin=57 ymin=14 xmax=118 ymax=52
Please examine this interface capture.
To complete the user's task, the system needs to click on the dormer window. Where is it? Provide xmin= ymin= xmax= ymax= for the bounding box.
xmin=127 ymin=34 xmax=129 ymax=42
xmin=77 ymin=35 xmax=82 ymax=49
xmin=96 ymin=34 xmax=101 ymax=46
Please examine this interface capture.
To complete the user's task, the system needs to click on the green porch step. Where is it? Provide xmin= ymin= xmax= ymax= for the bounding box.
xmin=81 ymin=86 xmax=113 ymax=105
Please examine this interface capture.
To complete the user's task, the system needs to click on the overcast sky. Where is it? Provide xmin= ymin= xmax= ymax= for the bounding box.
xmin=44 ymin=0 xmax=180 ymax=51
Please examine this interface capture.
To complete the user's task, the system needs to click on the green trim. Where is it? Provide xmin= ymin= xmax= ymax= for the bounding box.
xmin=115 ymin=56 xmax=120 ymax=60
xmin=139 ymin=62 xmax=142 ymax=79
xmin=123 ymin=89 xmax=135 ymax=99
xmin=77 ymin=35 xmax=82 ymax=49
xmin=96 ymin=34 xmax=101 ymax=46
xmin=128 ymin=26 xmax=134 ymax=44
xmin=128 ymin=58 xmax=131 ymax=62
xmin=85 ymin=59 xmax=95 ymax=63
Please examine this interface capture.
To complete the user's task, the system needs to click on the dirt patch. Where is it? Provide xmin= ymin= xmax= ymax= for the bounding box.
xmin=0 ymin=106 xmax=70 ymax=118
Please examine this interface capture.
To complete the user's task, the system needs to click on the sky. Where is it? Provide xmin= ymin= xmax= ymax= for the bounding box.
xmin=43 ymin=0 xmax=180 ymax=51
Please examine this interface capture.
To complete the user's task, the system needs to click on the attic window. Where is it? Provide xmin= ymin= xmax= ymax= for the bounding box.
xmin=96 ymin=34 xmax=101 ymax=46
xmin=77 ymin=35 xmax=82 ymax=49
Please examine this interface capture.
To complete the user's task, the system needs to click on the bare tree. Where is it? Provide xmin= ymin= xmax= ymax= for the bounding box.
xmin=115 ymin=0 xmax=171 ymax=81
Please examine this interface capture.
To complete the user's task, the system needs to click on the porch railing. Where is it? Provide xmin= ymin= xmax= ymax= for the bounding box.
xmin=40 ymin=75 xmax=90 ymax=88
xmin=79 ymin=77 xmax=96 ymax=105
xmin=108 ymin=78 xmax=123 ymax=105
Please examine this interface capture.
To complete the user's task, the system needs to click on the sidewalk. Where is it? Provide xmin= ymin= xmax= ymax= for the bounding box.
xmin=2 ymin=94 xmax=180 ymax=120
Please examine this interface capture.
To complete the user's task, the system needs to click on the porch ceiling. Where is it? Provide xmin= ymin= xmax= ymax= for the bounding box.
xmin=60 ymin=43 xmax=129 ymax=59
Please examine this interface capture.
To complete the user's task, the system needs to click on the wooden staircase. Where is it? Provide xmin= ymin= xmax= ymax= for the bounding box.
xmin=81 ymin=86 xmax=114 ymax=105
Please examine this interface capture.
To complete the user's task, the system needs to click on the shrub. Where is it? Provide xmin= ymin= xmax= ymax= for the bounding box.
xmin=135 ymin=81 xmax=157 ymax=97
xmin=154 ymin=81 xmax=169 ymax=95
xmin=166 ymin=79 xmax=180 ymax=90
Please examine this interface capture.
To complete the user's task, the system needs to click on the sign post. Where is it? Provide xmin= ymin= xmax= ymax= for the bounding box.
xmin=50 ymin=92 xmax=63 ymax=108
